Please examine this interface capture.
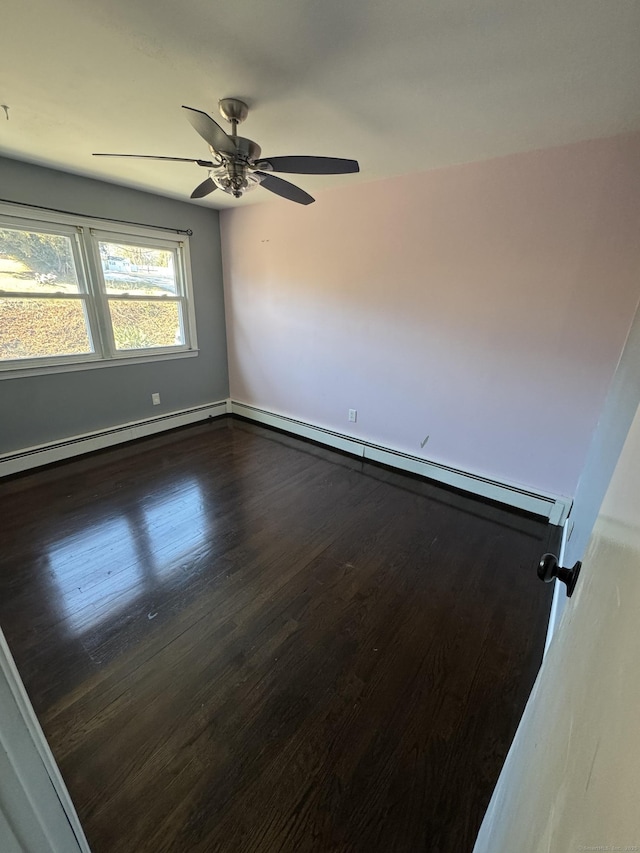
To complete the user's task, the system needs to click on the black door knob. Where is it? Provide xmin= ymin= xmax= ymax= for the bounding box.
xmin=538 ymin=553 xmax=581 ymax=597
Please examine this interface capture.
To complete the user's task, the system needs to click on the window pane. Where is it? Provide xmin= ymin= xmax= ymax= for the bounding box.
xmin=108 ymin=300 xmax=184 ymax=350
xmin=99 ymin=242 xmax=178 ymax=296
xmin=0 ymin=298 xmax=93 ymax=360
xmin=0 ymin=228 xmax=80 ymax=293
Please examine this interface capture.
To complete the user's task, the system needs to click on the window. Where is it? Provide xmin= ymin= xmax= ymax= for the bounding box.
xmin=0 ymin=204 xmax=197 ymax=376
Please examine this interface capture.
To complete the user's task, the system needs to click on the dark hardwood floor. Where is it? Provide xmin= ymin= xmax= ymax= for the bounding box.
xmin=0 ymin=418 xmax=555 ymax=852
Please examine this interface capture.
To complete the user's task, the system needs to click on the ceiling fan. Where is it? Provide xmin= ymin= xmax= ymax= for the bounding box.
xmin=94 ymin=98 xmax=360 ymax=205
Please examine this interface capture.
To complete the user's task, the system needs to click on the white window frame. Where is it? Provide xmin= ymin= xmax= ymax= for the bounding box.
xmin=0 ymin=202 xmax=198 ymax=379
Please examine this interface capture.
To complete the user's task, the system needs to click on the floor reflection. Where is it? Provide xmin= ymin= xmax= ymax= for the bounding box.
xmin=143 ymin=482 xmax=208 ymax=578
xmin=49 ymin=516 xmax=139 ymax=634
xmin=48 ymin=479 xmax=209 ymax=635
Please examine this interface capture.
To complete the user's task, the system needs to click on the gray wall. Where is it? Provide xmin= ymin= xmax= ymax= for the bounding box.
xmin=0 ymin=156 xmax=228 ymax=453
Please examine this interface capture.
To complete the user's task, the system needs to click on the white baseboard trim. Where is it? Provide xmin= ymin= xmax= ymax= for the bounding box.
xmin=0 ymin=401 xmax=228 ymax=478
xmin=231 ymin=401 xmax=572 ymax=524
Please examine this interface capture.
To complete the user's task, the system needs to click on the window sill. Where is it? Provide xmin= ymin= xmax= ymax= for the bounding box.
xmin=0 ymin=349 xmax=199 ymax=381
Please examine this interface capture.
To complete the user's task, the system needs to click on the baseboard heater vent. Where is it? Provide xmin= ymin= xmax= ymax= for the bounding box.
xmin=1 ymin=399 xmax=572 ymax=525
xmin=0 ymin=402 xmax=228 ymax=478
xmin=231 ymin=401 xmax=571 ymax=525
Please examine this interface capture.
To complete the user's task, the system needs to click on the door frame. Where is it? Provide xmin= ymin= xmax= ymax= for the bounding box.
xmin=0 ymin=627 xmax=91 ymax=852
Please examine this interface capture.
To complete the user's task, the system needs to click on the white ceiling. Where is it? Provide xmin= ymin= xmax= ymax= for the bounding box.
xmin=2 ymin=0 xmax=640 ymax=209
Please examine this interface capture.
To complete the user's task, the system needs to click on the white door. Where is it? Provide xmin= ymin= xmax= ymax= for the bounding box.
xmin=0 ymin=629 xmax=90 ymax=853
xmin=473 ymin=396 xmax=640 ymax=852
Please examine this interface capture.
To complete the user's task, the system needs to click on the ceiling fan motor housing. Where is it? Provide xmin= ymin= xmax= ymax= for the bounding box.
xmin=215 ymin=137 xmax=262 ymax=163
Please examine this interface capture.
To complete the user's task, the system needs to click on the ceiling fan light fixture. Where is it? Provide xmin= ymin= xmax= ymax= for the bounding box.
xmin=210 ymin=163 xmax=263 ymax=197
xmin=242 ymin=171 xmax=264 ymax=193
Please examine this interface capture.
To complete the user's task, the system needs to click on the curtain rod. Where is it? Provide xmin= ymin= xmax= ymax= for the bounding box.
xmin=0 ymin=197 xmax=193 ymax=236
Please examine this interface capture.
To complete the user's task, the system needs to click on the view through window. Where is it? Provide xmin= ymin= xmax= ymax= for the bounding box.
xmin=0 ymin=226 xmax=93 ymax=360
xmin=0 ymin=208 xmax=196 ymax=372
xmin=99 ymin=240 xmax=185 ymax=350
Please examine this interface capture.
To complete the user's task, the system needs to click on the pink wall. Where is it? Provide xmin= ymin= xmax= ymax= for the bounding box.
xmin=220 ymin=134 xmax=640 ymax=498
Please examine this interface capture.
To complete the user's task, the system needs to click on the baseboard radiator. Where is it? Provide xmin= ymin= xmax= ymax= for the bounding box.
xmin=0 ymin=398 xmax=571 ymax=525
xmin=230 ymin=401 xmax=571 ymax=525
xmin=0 ymin=402 xmax=228 ymax=478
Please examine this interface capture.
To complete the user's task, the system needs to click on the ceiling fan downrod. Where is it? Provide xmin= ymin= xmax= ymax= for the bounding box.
xmin=216 ymin=98 xmax=261 ymax=196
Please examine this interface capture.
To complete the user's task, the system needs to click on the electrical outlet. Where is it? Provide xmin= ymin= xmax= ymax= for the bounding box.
xmin=152 ymin=392 xmax=161 ymax=406
xmin=348 ymin=409 xmax=357 ymax=423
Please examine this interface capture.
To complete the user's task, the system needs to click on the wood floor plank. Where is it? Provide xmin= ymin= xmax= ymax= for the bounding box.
xmin=0 ymin=418 xmax=554 ymax=852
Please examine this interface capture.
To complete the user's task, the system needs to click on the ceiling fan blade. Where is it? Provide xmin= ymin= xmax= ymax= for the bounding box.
xmin=257 ymin=156 xmax=360 ymax=175
xmin=182 ymin=106 xmax=236 ymax=156
xmin=255 ymin=172 xmax=315 ymax=205
xmin=93 ymin=153 xmax=215 ymax=166
xmin=190 ymin=177 xmax=217 ymax=199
